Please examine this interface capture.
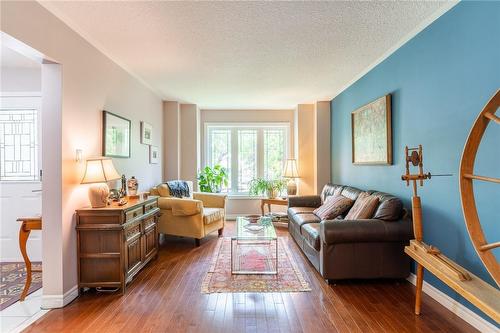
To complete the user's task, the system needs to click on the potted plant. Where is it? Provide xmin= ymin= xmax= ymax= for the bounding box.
xmin=197 ymin=165 xmax=229 ymax=193
xmin=248 ymin=178 xmax=287 ymax=199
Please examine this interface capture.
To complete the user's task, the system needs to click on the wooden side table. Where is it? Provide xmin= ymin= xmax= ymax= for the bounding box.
xmin=17 ymin=216 xmax=42 ymax=301
xmin=260 ymin=198 xmax=288 ymax=216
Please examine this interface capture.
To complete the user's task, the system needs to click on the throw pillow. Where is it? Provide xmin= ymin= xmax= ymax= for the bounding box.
xmin=345 ymin=192 xmax=380 ymax=220
xmin=313 ymin=195 xmax=354 ymax=220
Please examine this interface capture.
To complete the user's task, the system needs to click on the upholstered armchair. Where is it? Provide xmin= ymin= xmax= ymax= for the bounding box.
xmin=150 ymin=181 xmax=227 ymax=246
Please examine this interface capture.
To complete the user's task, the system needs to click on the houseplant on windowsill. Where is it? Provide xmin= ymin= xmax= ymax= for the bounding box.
xmin=197 ymin=165 xmax=229 ymax=193
xmin=248 ymin=178 xmax=287 ymax=199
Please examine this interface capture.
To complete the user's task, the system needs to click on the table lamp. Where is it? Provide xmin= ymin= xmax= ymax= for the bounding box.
xmin=81 ymin=157 xmax=121 ymax=208
xmin=283 ymin=158 xmax=299 ymax=196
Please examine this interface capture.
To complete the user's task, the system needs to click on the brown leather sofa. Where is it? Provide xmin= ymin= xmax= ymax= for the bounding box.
xmin=288 ymin=184 xmax=413 ymax=282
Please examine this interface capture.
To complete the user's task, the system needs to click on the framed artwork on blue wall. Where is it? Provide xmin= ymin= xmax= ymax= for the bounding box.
xmin=351 ymin=94 xmax=392 ymax=165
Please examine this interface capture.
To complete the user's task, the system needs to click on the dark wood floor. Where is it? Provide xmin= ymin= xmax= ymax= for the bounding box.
xmin=25 ymin=221 xmax=477 ymax=333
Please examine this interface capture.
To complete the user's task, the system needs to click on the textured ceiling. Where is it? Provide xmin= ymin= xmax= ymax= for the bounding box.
xmin=41 ymin=1 xmax=454 ymax=108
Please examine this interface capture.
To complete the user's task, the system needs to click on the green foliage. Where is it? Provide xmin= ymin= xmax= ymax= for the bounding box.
xmin=197 ymin=165 xmax=229 ymax=193
xmin=248 ymin=178 xmax=287 ymax=198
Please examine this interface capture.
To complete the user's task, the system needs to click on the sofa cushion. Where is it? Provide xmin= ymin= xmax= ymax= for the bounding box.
xmin=301 ymin=223 xmax=321 ymax=251
xmin=368 ymin=191 xmax=403 ymax=221
xmin=321 ymin=184 xmax=344 ymax=203
xmin=203 ymin=208 xmax=224 ymax=225
xmin=288 ymin=207 xmax=316 ymax=216
xmin=313 ymin=195 xmax=354 ymax=220
xmin=290 ymin=213 xmax=320 ymax=228
xmin=345 ymin=192 xmax=380 ymax=220
xmin=340 ymin=186 xmax=363 ymax=201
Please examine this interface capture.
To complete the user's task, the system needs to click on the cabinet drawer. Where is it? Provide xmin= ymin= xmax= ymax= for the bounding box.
xmin=144 ymin=201 xmax=158 ymax=213
xmin=125 ymin=223 xmax=141 ymax=242
xmin=143 ymin=217 xmax=156 ymax=232
xmin=125 ymin=206 xmax=143 ymax=221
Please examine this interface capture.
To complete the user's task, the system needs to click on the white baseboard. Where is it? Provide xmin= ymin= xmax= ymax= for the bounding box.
xmin=41 ymin=285 xmax=78 ymax=309
xmin=407 ymin=273 xmax=499 ymax=332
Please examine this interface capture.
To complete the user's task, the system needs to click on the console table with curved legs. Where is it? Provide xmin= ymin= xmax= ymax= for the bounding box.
xmin=17 ymin=216 xmax=42 ymax=301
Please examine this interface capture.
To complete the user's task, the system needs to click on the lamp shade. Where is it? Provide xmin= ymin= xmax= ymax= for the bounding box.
xmin=81 ymin=157 xmax=121 ymax=184
xmin=283 ymin=159 xmax=299 ymax=178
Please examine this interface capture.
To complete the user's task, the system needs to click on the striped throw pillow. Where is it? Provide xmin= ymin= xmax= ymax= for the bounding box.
xmin=313 ymin=195 xmax=354 ymax=220
xmin=345 ymin=192 xmax=380 ymax=220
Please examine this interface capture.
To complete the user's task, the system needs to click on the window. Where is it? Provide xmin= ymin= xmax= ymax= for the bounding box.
xmin=206 ymin=123 xmax=289 ymax=194
xmin=0 ymin=109 xmax=39 ymax=181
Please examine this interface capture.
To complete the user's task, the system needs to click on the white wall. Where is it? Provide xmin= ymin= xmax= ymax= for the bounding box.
xmin=180 ymin=104 xmax=199 ymax=187
xmin=1 ymin=1 xmax=163 ymax=306
xmin=296 ymin=104 xmax=315 ymax=195
xmin=315 ymin=101 xmax=331 ymax=193
xmin=0 ymin=67 xmax=41 ymax=92
xmin=163 ymin=101 xmax=180 ymax=181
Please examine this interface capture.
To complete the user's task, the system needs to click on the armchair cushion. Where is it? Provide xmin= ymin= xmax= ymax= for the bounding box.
xmin=158 ymin=197 xmax=202 ymax=216
xmin=203 ymin=208 xmax=225 ymax=225
xmin=193 ymin=192 xmax=227 ymax=208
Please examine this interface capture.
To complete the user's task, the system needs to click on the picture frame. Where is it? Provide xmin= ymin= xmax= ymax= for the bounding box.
xmin=102 ymin=111 xmax=131 ymax=158
xmin=141 ymin=121 xmax=153 ymax=145
xmin=351 ymin=94 xmax=392 ymax=165
xmin=149 ymin=145 xmax=159 ymax=164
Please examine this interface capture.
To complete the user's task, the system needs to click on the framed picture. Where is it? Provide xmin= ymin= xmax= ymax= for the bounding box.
xmin=103 ymin=111 xmax=131 ymax=158
xmin=351 ymin=94 xmax=392 ymax=165
xmin=149 ymin=145 xmax=159 ymax=164
xmin=141 ymin=121 xmax=153 ymax=145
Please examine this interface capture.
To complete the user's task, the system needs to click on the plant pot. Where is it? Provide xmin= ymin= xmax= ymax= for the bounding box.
xmin=266 ymin=188 xmax=278 ymax=199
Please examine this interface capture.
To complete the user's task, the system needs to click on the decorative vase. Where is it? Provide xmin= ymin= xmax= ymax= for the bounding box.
xmin=127 ymin=176 xmax=138 ymax=196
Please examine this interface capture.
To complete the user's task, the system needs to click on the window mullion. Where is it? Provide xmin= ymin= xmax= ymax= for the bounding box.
xmin=257 ymin=128 xmax=264 ymax=179
xmin=231 ymin=128 xmax=238 ymax=194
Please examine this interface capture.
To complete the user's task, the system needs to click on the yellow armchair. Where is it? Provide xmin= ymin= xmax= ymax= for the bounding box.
xmin=151 ymin=181 xmax=227 ymax=246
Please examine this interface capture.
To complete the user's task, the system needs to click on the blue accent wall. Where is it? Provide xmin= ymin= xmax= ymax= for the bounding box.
xmin=331 ymin=2 xmax=499 ymax=326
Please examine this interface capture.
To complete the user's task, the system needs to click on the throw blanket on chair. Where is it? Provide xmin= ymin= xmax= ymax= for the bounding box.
xmin=165 ymin=180 xmax=190 ymax=198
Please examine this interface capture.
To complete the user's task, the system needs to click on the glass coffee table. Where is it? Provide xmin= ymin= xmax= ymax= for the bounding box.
xmin=231 ymin=216 xmax=278 ymax=275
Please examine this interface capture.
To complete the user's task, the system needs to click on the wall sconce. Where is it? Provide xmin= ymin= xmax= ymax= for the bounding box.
xmin=75 ymin=149 xmax=83 ymax=163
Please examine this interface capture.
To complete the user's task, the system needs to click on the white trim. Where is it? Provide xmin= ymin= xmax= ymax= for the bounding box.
xmin=407 ymin=273 xmax=499 ymax=333
xmin=0 ymin=92 xmax=41 ymax=97
xmin=10 ymin=309 xmax=50 ymax=333
xmin=328 ymin=1 xmax=459 ymax=100
xmin=41 ymin=285 xmax=78 ymax=309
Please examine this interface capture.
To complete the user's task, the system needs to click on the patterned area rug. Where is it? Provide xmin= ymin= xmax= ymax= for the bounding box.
xmin=201 ymin=238 xmax=311 ymax=293
xmin=0 ymin=262 xmax=42 ymax=310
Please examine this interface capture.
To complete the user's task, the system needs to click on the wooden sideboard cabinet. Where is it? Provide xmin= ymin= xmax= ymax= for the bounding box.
xmin=76 ymin=196 xmax=160 ymax=294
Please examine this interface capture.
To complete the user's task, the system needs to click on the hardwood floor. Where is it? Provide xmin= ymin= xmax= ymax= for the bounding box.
xmin=24 ymin=221 xmax=478 ymax=333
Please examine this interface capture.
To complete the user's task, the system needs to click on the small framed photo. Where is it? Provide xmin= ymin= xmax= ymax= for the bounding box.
xmin=141 ymin=121 xmax=153 ymax=145
xmin=149 ymin=145 xmax=159 ymax=164
xmin=103 ymin=111 xmax=131 ymax=158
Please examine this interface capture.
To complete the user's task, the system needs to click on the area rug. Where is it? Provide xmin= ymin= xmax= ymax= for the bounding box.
xmin=201 ymin=238 xmax=311 ymax=293
xmin=0 ymin=262 xmax=42 ymax=310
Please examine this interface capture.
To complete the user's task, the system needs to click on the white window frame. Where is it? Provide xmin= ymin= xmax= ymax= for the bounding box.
xmin=204 ymin=122 xmax=290 ymax=195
